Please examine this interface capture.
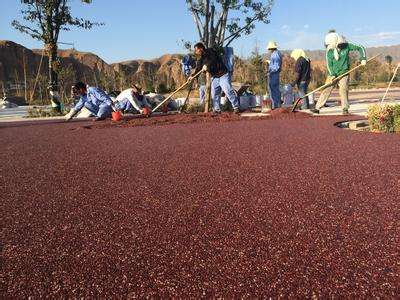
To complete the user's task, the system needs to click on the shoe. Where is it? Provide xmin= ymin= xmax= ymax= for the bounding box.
xmin=212 ymin=110 xmax=221 ymax=115
xmin=342 ymin=108 xmax=349 ymax=115
xmin=310 ymin=108 xmax=320 ymax=114
xmin=93 ymin=116 xmax=106 ymax=121
xmin=233 ymin=107 xmax=243 ymax=115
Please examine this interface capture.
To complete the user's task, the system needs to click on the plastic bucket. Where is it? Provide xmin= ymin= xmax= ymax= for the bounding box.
xmin=143 ymin=107 xmax=150 ymax=116
xmin=112 ymin=111 xmax=122 ymax=121
xmin=261 ymin=99 xmax=272 ymax=113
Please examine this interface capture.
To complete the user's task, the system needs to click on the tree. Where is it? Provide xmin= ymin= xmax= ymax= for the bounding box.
xmin=186 ymin=0 xmax=273 ymax=111
xmin=385 ymin=55 xmax=393 ymax=65
xmin=186 ymin=0 xmax=273 ymax=48
xmin=249 ymin=42 xmax=266 ymax=94
xmin=385 ymin=55 xmax=393 ymax=80
xmin=12 ymin=0 xmax=103 ymax=112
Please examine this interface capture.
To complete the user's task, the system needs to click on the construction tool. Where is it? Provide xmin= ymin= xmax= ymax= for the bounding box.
xmin=151 ymin=68 xmax=204 ymax=114
xmin=292 ymin=53 xmax=381 ymax=112
xmin=178 ymin=80 xmax=194 ymax=113
xmin=381 ymin=62 xmax=400 ymax=103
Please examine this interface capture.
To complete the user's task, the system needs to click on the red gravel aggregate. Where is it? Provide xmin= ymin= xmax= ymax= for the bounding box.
xmin=89 ymin=111 xmax=311 ymax=130
xmin=0 ymin=115 xmax=399 ymax=297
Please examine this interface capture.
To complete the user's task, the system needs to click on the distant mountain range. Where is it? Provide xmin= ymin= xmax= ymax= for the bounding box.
xmin=1 ymin=40 xmax=399 ymax=93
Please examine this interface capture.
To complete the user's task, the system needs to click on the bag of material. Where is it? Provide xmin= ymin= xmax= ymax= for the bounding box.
xmin=282 ymin=84 xmax=295 ymax=107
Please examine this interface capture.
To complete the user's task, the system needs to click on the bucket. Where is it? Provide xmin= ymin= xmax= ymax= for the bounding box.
xmin=255 ymin=95 xmax=262 ymax=107
xmin=112 ymin=111 xmax=122 ymax=121
xmin=239 ymin=95 xmax=251 ymax=110
xmin=261 ymin=99 xmax=272 ymax=113
xmin=143 ymin=107 xmax=151 ymax=116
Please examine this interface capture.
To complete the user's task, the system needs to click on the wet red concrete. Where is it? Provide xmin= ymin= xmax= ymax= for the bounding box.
xmin=0 ymin=115 xmax=399 ymax=297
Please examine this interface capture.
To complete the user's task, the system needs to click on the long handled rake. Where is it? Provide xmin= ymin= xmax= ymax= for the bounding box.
xmin=151 ymin=69 xmax=204 ymax=114
xmin=381 ymin=62 xmax=400 ymax=103
xmin=179 ymin=80 xmax=194 ymax=113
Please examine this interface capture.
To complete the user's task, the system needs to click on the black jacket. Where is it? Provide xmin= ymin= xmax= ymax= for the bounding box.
xmin=194 ymin=48 xmax=227 ymax=77
xmin=293 ymin=57 xmax=311 ymax=86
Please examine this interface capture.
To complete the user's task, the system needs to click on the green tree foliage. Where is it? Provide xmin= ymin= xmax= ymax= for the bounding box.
xmin=12 ymin=0 xmax=103 ymax=111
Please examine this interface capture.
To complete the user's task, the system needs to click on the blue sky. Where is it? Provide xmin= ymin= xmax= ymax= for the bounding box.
xmin=1 ymin=0 xmax=399 ymax=63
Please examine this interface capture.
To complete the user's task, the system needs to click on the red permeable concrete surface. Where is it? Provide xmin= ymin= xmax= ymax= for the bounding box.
xmin=0 ymin=115 xmax=399 ymax=298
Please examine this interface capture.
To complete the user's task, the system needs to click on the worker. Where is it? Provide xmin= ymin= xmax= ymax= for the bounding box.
xmin=189 ymin=42 xmax=240 ymax=114
xmin=114 ymin=83 xmax=152 ymax=114
xmin=291 ymin=49 xmax=311 ymax=109
xmin=311 ymin=31 xmax=367 ymax=115
xmin=65 ymin=82 xmax=113 ymax=121
xmin=267 ymin=41 xmax=282 ymax=109
xmin=182 ymin=54 xmax=196 ymax=77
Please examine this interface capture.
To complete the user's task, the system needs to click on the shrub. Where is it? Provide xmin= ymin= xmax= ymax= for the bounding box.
xmin=183 ymin=101 xmax=204 ymax=113
xmin=394 ymin=104 xmax=400 ymax=133
xmin=27 ymin=106 xmax=66 ymax=118
xmin=367 ymin=104 xmax=400 ymax=133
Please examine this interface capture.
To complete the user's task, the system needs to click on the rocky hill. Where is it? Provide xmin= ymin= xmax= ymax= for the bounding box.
xmin=1 ymin=40 xmax=399 ymax=96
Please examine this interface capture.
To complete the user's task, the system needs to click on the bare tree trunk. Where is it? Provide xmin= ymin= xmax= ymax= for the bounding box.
xmin=204 ymin=0 xmax=210 ymax=46
xmin=23 ymin=49 xmax=28 ymax=103
xmin=30 ymin=49 xmax=45 ymax=103
xmin=14 ymin=70 xmax=21 ymax=97
xmin=1 ymin=81 xmax=6 ymax=98
xmin=47 ymin=43 xmax=61 ymax=112
xmin=204 ymin=72 xmax=211 ymax=112
xmin=39 ymin=81 xmax=43 ymax=104
xmin=209 ymin=5 xmax=215 ymax=48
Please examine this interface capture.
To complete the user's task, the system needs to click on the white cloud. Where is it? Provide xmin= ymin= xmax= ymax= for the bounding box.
xmin=304 ymin=24 xmax=309 ymax=29
xmin=282 ymin=31 xmax=322 ymax=50
xmin=351 ymin=31 xmax=400 ymax=46
xmin=281 ymin=24 xmax=290 ymax=31
xmin=354 ymin=25 xmax=373 ymax=33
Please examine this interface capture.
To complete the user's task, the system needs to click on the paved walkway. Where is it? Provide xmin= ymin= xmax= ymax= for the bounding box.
xmin=0 ymin=115 xmax=399 ymax=297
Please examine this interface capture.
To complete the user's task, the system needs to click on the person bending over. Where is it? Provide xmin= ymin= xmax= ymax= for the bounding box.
xmin=189 ymin=42 xmax=240 ymax=114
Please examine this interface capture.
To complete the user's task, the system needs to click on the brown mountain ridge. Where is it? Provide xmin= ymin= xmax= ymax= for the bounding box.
xmin=1 ymin=40 xmax=399 ymax=93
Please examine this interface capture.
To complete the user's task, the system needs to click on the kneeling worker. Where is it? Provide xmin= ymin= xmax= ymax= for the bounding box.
xmin=114 ymin=83 xmax=152 ymax=114
xmin=65 ymin=82 xmax=113 ymax=121
xmin=189 ymin=42 xmax=240 ymax=114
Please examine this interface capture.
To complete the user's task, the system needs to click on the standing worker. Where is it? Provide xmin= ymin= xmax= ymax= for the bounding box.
xmin=267 ymin=41 xmax=282 ymax=109
xmin=65 ymin=82 xmax=113 ymax=121
xmin=311 ymin=31 xmax=367 ymax=115
xmin=189 ymin=42 xmax=240 ymax=114
xmin=291 ymin=49 xmax=311 ymax=109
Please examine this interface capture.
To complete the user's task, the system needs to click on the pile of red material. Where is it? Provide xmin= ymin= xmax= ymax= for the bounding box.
xmin=1 ymin=114 xmax=398 ymax=297
xmin=93 ymin=111 xmax=310 ymax=129
xmin=94 ymin=112 xmax=268 ymax=128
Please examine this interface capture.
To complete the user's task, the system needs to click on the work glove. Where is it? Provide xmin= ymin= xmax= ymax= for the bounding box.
xmin=360 ymin=59 xmax=367 ymax=66
xmin=65 ymin=108 xmax=77 ymax=121
xmin=202 ymin=65 xmax=208 ymax=72
xmin=266 ymin=59 xmax=270 ymax=64
xmin=326 ymin=76 xmax=336 ymax=85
